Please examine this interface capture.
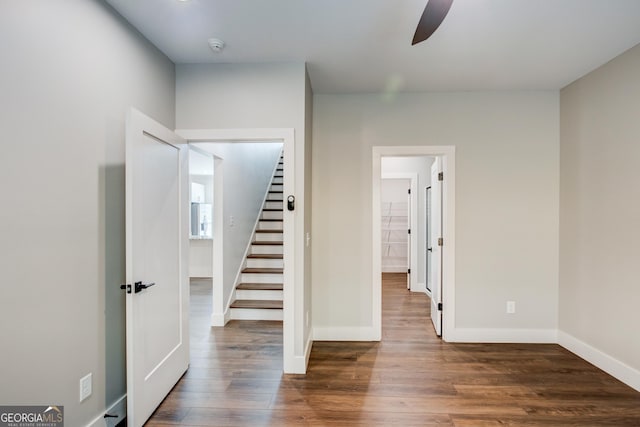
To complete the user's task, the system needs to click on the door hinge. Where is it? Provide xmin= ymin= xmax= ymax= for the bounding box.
xmin=438 ymin=302 xmax=443 ymax=311
xmin=438 ymin=172 xmax=443 ymax=181
xmin=408 ymin=228 xmax=411 ymax=235
xmin=408 ymin=188 xmax=411 ymax=195
xmin=438 ymin=237 xmax=443 ymax=246
xmin=408 ymin=268 xmax=411 ymax=274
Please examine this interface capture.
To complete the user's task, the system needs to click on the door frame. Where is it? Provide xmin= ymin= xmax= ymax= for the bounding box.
xmin=175 ymin=128 xmax=297 ymax=373
xmin=381 ymin=173 xmax=418 ymax=292
xmin=372 ymin=146 xmax=456 ymax=341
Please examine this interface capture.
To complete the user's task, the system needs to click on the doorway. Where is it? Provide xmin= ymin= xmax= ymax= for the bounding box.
xmin=372 ymin=146 xmax=456 ymax=341
xmin=176 ymin=128 xmax=301 ymax=374
xmin=381 ymin=173 xmax=419 ymax=291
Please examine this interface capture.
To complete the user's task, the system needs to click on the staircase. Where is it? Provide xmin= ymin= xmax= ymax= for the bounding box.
xmin=229 ymin=155 xmax=284 ymax=321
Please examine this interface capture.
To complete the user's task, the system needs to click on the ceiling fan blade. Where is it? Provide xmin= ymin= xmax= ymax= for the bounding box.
xmin=412 ymin=0 xmax=453 ymax=45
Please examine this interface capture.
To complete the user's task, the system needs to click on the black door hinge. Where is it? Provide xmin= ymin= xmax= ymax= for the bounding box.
xmin=438 ymin=303 xmax=443 ymax=311
xmin=408 ymin=268 xmax=411 ymax=274
xmin=438 ymin=172 xmax=444 ymax=181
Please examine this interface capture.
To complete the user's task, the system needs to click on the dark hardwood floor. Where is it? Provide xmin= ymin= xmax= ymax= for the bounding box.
xmin=146 ymin=274 xmax=640 ymax=426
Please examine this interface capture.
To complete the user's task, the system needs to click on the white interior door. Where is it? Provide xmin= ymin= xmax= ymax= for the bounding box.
xmin=425 ymin=186 xmax=432 ymax=292
xmin=430 ymin=159 xmax=443 ymax=336
xmin=407 ymin=187 xmax=412 ymax=289
xmin=125 ymin=108 xmax=189 ymax=426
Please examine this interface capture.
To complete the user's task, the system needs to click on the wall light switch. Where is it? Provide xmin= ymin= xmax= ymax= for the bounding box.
xmin=506 ymin=301 xmax=516 ymax=314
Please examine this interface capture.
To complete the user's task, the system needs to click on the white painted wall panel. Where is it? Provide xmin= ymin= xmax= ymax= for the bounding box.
xmin=0 ymin=1 xmax=175 ymax=425
xmin=312 ymin=92 xmax=560 ymax=334
xmin=560 ymin=43 xmax=640 ymax=375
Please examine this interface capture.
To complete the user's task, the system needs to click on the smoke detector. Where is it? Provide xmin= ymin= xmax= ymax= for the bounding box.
xmin=208 ymin=38 xmax=225 ymax=53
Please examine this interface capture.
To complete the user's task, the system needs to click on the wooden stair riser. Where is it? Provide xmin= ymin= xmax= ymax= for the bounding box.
xmin=241 ymin=272 xmax=283 ymax=283
xmin=257 ymin=221 xmax=283 ymax=231
xmin=229 ymin=308 xmax=283 ymax=321
xmin=270 ymin=184 xmax=283 ymax=192
xmin=264 ymin=201 xmax=283 ymax=210
xmin=253 ymin=232 xmax=283 ymax=242
xmin=266 ymin=195 xmax=283 ymax=202
xmin=261 ymin=211 xmax=283 ymax=220
xmin=235 ymin=289 xmax=283 ymax=300
xmin=245 ymin=258 xmax=283 ymax=269
xmin=272 ymin=177 xmax=283 ymax=185
xmin=250 ymin=244 xmax=283 ymax=255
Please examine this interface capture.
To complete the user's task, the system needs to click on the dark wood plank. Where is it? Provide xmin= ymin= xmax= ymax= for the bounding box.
xmin=230 ymin=300 xmax=283 ymax=309
xmin=246 ymin=254 xmax=283 ymax=259
xmin=236 ymin=283 xmax=283 ymax=290
xmin=241 ymin=267 xmax=283 ymax=274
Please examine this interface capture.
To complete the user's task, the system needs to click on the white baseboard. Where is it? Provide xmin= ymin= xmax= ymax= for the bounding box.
xmin=558 ymin=330 xmax=640 ymax=392
xmin=446 ymin=328 xmax=557 ymax=343
xmin=313 ymin=326 xmax=378 ymax=341
xmin=288 ymin=331 xmax=314 ymax=374
xmin=87 ymin=394 xmax=126 ymax=427
xmin=210 ymin=310 xmax=229 ymax=326
xmin=412 ymin=282 xmax=427 ymax=293
xmin=303 ymin=330 xmax=313 ymax=368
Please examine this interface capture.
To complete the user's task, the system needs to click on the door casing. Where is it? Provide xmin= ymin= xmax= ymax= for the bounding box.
xmin=176 ymin=128 xmax=299 ymax=373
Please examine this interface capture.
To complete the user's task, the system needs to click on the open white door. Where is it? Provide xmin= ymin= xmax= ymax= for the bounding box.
xmin=430 ymin=159 xmax=443 ymax=336
xmin=406 ymin=187 xmax=412 ymax=290
xmin=125 ymin=108 xmax=189 ymax=426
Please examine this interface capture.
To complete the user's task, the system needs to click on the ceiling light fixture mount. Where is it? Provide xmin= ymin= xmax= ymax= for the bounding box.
xmin=207 ymin=38 xmax=225 ymax=53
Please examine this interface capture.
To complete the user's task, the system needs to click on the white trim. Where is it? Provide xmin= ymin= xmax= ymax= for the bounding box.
xmin=558 ymin=330 xmax=640 ymax=392
xmin=86 ymin=395 xmax=126 ymax=427
xmin=313 ymin=326 xmax=378 ymax=341
xmin=210 ymin=311 xmax=228 ymax=327
xmin=381 ymin=172 xmax=419 ymax=292
xmin=211 ymin=156 xmax=225 ymax=327
xmin=289 ymin=330 xmax=314 ymax=374
xmin=176 ymin=128 xmax=299 ymax=374
xmin=415 ymin=282 xmax=427 ymax=293
xmin=447 ymin=328 xmax=558 ymax=343
xmin=373 ymin=146 xmax=456 ymax=342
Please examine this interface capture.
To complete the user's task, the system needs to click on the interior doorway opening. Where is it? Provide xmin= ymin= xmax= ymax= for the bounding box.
xmin=372 ymin=146 xmax=456 ymax=341
xmin=176 ymin=128 xmax=299 ymax=374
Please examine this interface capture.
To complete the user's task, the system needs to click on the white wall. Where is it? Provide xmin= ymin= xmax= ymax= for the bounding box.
xmin=303 ymin=67 xmax=314 ymax=351
xmin=175 ymin=62 xmax=313 ymax=366
xmin=0 ymin=1 xmax=175 ymax=425
xmin=381 ymin=156 xmax=434 ymax=284
xmin=193 ymin=142 xmax=282 ymax=310
xmin=189 ymin=239 xmax=213 ymax=278
xmin=312 ymin=92 xmax=559 ymax=339
xmin=560 ymin=43 xmax=640 ymax=388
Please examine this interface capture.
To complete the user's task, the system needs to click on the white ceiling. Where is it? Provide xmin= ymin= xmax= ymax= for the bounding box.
xmin=106 ymin=0 xmax=640 ymax=93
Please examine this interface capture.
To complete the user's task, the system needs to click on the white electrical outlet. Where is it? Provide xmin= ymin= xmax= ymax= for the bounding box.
xmin=506 ymin=301 xmax=516 ymax=314
xmin=80 ymin=373 xmax=92 ymax=402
